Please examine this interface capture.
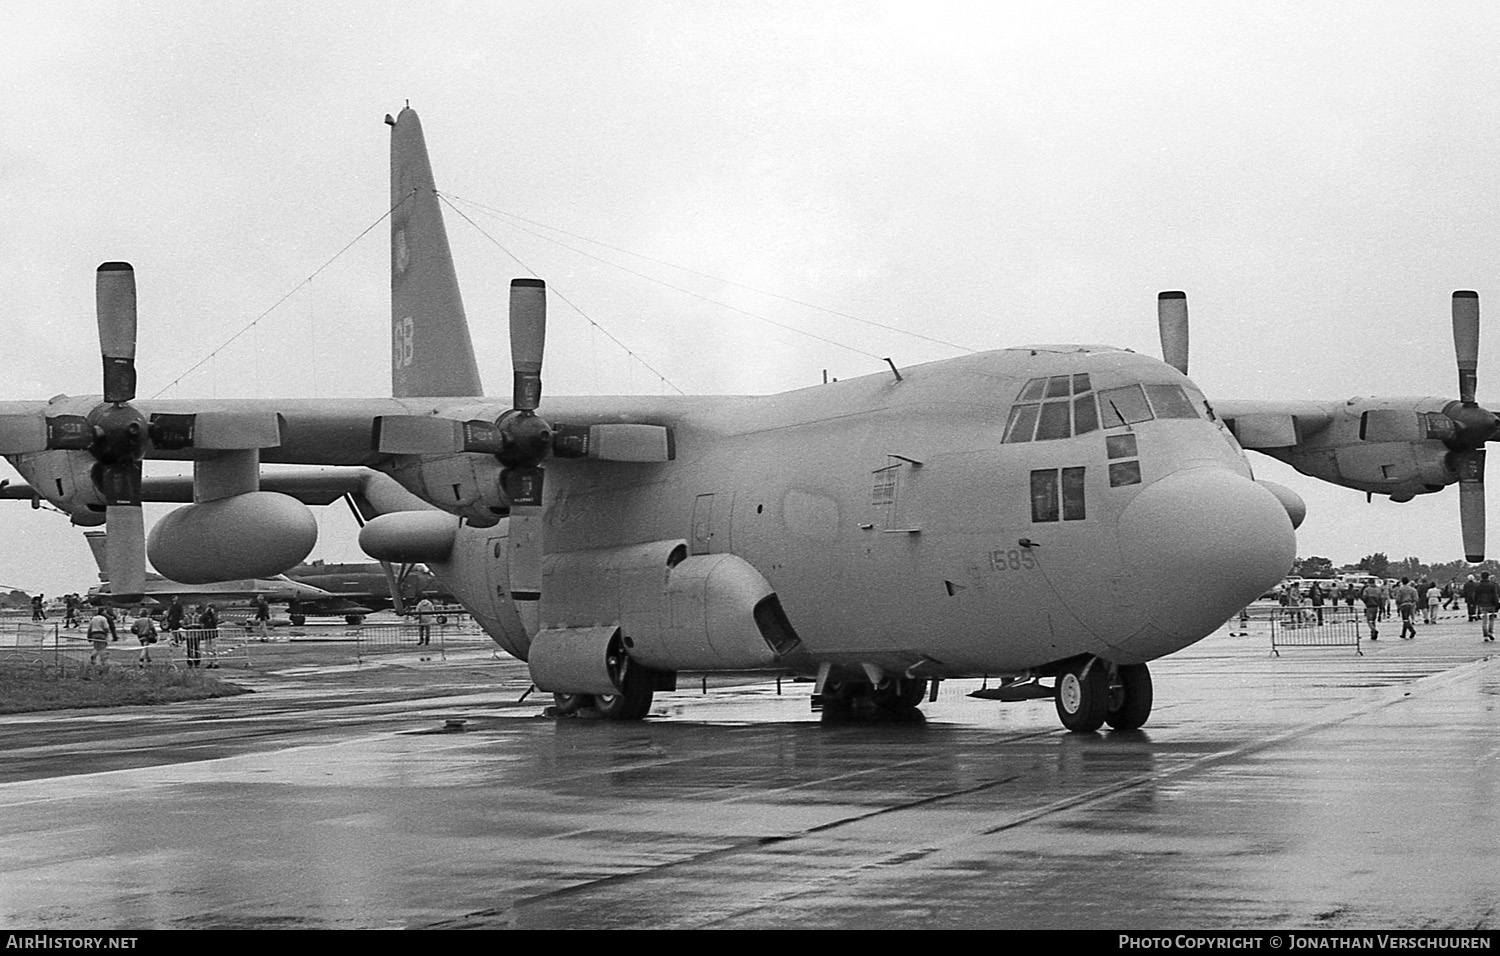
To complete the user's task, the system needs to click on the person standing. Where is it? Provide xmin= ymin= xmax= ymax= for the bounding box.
xmin=415 ymin=596 xmax=435 ymax=646
xmin=1308 ymin=581 xmax=1326 ymax=626
xmin=1474 ymin=572 xmax=1500 ymax=642
xmin=1394 ymin=577 xmax=1418 ymax=640
xmin=1360 ymin=579 xmax=1387 ymax=641
xmin=254 ymin=594 xmax=271 ymax=642
xmin=1415 ymin=578 xmax=1431 ymax=626
xmin=31 ymin=594 xmax=45 ymax=621
xmin=200 ymin=604 xmax=220 ymax=668
xmin=1463 ymin=574 xmax=1479 ymax=621
xmin=131 ymin=608 xmax=158 ymax=667
xmin=86 ymin=606 xmax=111 ymax=667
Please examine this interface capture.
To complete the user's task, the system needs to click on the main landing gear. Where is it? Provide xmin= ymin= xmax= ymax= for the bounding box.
xmin=1054 ymin=658 xmax=1152 ymax=732
xmin=814 ymin=676 xmax=929 ymax=722
xmin=549 ymin=650 xmax=660 ymax=721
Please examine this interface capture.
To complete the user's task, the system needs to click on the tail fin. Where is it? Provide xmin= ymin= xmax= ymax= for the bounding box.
xmin=84 ymin=531 xmax=109 ymax=581
xmin=387 ymin=107 xmax=485 ymax=398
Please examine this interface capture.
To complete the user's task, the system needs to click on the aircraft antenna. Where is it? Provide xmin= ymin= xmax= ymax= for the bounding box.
xmin=151 ymin=192 xmax=416 ymax=399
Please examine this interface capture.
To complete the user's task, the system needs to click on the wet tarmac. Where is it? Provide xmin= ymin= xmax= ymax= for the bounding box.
xmin=0 ymin=611 xmax=1496 ymax=930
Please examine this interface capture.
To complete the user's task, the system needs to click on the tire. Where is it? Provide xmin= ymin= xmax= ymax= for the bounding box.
xmin=894 ymin=678 xmax=928 ymax=710
xmin=1105 ymin=663 xmax=1153 ymax=731
xmin=1054 ymin=660 xmax=1108 ymax=732
xmin=551 ymin=693 xmax=591 ymax=717
xmin=591 ymin=685 xmax=653 ymax=721
xmin=289 ymin=614 xmax=306 ymax=626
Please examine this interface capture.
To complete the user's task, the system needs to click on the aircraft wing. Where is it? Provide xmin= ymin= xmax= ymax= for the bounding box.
xmin=1 ymin=464 xmax=374 ymax=506
xmin=1210 ymin=399 xmax=1338 ymax=449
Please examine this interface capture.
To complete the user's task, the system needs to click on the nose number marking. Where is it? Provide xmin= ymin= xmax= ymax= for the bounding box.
xmin=989 ymin=549 xmax=1037 ymax=572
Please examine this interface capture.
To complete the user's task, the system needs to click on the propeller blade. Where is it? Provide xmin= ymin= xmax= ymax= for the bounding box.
xmin=510 ymin=278 xmax=546 ymax=411
xmin=105 ymin=503 xmax=147 ymax=604
xmin=95 ymin=460 xmax=142 ymax=507
xmin=1453 ymin=291 xmax=1479 ymax=405
xmin=1157 ymin=291 xmax=1189 ymax=376
xmin=504 ymin=466 xmax=544 ymax=638
xmin=1457 ymin=448 xmax=1486 ymax=563
xmin=96 ymin=262 xmax=138 ymax=405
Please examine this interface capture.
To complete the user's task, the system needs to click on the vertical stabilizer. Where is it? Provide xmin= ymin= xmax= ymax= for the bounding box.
xmin=388 ymin=107 xmax=484 ymax=398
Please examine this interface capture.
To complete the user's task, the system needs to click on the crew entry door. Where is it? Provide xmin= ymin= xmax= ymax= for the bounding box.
xmin=691 ymin=494 xmax=715 ymax=555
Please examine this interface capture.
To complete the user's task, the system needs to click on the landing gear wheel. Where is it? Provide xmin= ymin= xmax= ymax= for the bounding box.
xmin=591 ymin=684 xmax=653 ymax=720
xmin=289 ymin=614 xmax=306 ymax=626
xmin=1054 ymin=660 xmax=1108 ymax=732
xmin=1105 ymin=663 xmax=1153 ymax=731
xmin=894 ymin=678 xmax=928 ymax=710
xmin=552 ymin=693 xmax=591 ymax=717
xmin=590 ymin=656 xmax=654 ymax=721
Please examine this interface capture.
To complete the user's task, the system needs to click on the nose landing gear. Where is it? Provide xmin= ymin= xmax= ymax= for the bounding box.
xmin=1054 ymin=658 xmax=1153 ymax=732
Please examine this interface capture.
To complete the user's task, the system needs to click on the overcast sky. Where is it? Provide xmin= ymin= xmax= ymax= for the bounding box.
xmin=4 ymin=1 xmax=1500 ymax=595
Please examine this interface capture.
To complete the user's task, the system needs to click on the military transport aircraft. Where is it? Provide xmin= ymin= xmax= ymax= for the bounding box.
xmin=0 ymin=107 xmax=1489 ymax=732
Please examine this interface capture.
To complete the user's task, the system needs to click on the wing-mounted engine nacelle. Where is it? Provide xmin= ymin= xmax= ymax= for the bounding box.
xmin=1249 ymin=397 xmax=1459 ymax=501
xmin=147 ymin=491 xmax=317 ymax=583
xmin=5 ymin=450 xmax=108 ymax=526
xmin=528 ymin=540 xmax=803 ymax=696
xmin=383 ymin=453 xmax=510 ymax=526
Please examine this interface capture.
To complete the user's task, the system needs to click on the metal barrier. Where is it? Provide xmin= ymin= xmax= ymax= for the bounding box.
xmin=0 ymin=623 xmax=256 ymax=671
xmin=351 ymin=614 xmax=488 ymax=662
xmin=1267 ymin=603 xmax=1364 ymax=656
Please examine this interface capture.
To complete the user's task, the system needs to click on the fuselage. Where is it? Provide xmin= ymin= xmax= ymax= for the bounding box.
xmin=437 ymin=345 xmax=1297 ymax=679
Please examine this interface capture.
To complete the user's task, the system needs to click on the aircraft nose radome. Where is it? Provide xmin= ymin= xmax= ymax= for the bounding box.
xmin=1118 ymin=468 xmax=1295 ymax=654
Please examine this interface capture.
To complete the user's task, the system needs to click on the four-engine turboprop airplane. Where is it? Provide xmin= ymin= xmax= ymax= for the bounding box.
xmin=2 ymin=107 xmax=1491 ymax=732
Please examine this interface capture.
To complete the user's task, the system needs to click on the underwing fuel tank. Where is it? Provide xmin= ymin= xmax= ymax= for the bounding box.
xmin=148 ymin=491 xmax=318 ymax=583
xmin=530 ymin=540 xmax=801 ymax=693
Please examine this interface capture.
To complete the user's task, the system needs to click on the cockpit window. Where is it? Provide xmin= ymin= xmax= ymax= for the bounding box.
xmin=1034 ymin=400 xmax=1071 ymax=440
xmin=1007 ymin=375 xmax=1097 ymax=443
xmin=1098 ymin=385 xmax=1153 ymax=428
xmin=1144 ymin=384 xmax=1199 ymax=419
xmin=1003 ymin=403 xmax=1041 ymax=443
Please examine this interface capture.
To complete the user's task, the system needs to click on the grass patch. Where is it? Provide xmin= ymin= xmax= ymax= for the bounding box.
xmin=0 ymin=658 xmax=251 ymax=713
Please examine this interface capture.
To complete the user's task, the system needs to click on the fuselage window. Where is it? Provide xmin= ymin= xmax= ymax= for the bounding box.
xmin=1032 ymin=467 xmax=1087 ymax=521
xmin=1020 ymin=378 xmax=1048 ymax=401
xmin=1144 ymin=384 xmax=1199 ymax=419
xmin=1106 ymin=433 xmax=1137 ymax=459
xmin=1061 ymin=466 xmax=1086 ymax=520
xmin=1109 ymin=460 xmax=1142 ymax=487
xmin=1044 ymin=376 xmax=1072 ymax=399
xmin=1030 ymin=469 xmax=1059 ymax=522
xmin=1098 ymin=385 xmax=1153 ymax=428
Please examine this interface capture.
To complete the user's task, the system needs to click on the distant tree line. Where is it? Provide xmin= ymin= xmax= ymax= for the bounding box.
xmin=1291 ymin=553 xmax=1500 ymax=582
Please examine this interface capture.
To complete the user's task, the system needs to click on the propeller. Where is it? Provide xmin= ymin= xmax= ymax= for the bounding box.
xmin=89 ymin=262 xmax=150 ymax=603
xmin=1157 ymin=291 xmax=1189 ymax=375
xmin=500 ymin=278 xmax=549 ymax=637
xmin=1445 ymin=291 xmax=1498 ymax=562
